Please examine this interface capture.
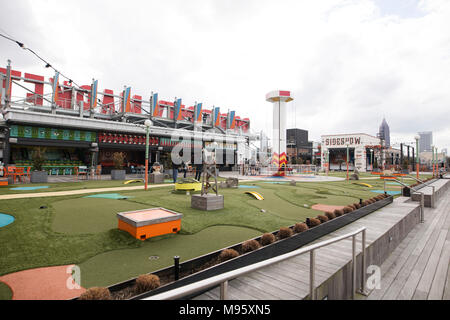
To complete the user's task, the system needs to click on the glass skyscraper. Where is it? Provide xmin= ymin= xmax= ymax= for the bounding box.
xmin=378 ymin=117 xmax=390 ymax=147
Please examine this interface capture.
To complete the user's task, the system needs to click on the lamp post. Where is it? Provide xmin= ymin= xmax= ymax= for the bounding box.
xmin=435 ymin=146 xmax=438 ymax=177
xmin=414 ymin=135 xmax=420 ymax=179
xmin=144 ymin=119 xmax=152 ymax=190
xmin=371 ymin=149 xmax=374 ymax=171
xmin=346 ymin=143 xmax=349 ymax=181
xmin=381 ymin=139 xmax=385 ymax=171
xmin=431 ymin=145 xmax=435 ymax=177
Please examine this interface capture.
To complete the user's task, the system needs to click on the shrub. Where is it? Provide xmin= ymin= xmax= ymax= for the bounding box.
xmin=317 ymin=215 xmax=329 ymax=223
xmin=293 ymin=222 xmax=309 ymax=233
xmin=325 ymin=211 xmax=336 ymax=220
xmin=334 ymin=209 xmax=344 ymax=217
xmin=307 ymin=217 xmax=321 ymax=227
xmin=241 ymin=239 xmax=261 ymax=253
xmin=135 ymin=274 xmax=160 ymax=293
xmin=31 ymin=146 xmax=47 ymax=171
xmin=112 ymin=152 xmax=126 ymax=169
xmin=278 ymin=227 xmax=293 ymax=239
xmin=353 ymin=203 xmax=361 ymax=209
xmin=79 ymin=287 xmax=111 ymax=300
xmin=218 ymin=249 xmax=239 ymax=262
xmin=260 ymin=233 xmax=276 ymax=246
xmin=343 ymin=206 xmax=353 ymax=214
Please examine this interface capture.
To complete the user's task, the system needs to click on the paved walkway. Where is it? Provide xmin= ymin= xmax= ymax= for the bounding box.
xmin=366 ymin=188 xmax=450 ymax=300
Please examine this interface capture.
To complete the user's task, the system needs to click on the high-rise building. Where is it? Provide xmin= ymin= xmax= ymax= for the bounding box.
xmin=378 ymin=117 xmax=390 ymax=147
xmin=286 ymin=128 xmax=313 ymax=162
xmin=418 ymin=131 xmax=433 ymax=152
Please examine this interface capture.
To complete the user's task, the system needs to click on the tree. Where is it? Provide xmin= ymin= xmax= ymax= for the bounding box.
xmin=31 ymin=147 xmax=47 ymax=171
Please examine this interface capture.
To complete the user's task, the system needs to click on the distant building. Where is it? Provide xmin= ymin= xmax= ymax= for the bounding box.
xmin=286 ymin=128 xmax=313 ymax=163
xmin=378 ymin=117 xmax=390 ymax=147
xmin=418 ymin=131 xmax=433 ymax=152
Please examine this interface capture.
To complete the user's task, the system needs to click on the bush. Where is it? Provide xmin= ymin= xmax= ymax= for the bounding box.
xmin=278 ymin=227 xmax=293 ymax=239
xmin=241 ymin=239 xmax=261 ymax=253
xmin=260 ymin=233 xmax=276 ymax=246
xmin=353 ymin=203 xmax=361 ymax=209
xmin=325 ymin=211 xmax=336 ymax=220
xmin=218 ymin=249 xmax=239 ymax=262
xmin=307 ymin=217 xmax=321 ymax=227
xmin=317 ymin=215 xmax=329 ymax=223
xmin=343 ymin=206 xmax=353 ymax=214
xmin=334 ymin=209 xmax=344 ymax=217
xmin=31 ymin=146 xmax=47 ymax=171
xmin=79 ymin=287 xmax=111 ymax=300
xmin=293 ymin=222 xmax=309 ymax=233
xmin=135 ymin=274 xmax=160 ymax=293
xmin=112 ymin=152 xmax=126 ymax=170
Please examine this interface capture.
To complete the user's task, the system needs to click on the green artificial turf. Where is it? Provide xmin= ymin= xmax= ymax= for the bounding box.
xmin=78 ymin=225 xmax=260 ymax=287
xmin=51 ymin=198 xmax=150 ymax=234
xmin=0 ymin=177 xmax=415 ymax=290
xmin=0 ymin=282 xmax=12 ymax=300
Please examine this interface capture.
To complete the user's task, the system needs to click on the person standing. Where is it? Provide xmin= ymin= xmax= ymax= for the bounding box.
xmin=172 ymin=162 xmax=178 ymax=183
xmin=195 ymin=160 xmax=203 ymax=181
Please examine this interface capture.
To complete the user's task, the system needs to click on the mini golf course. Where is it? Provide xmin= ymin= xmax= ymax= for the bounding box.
xmin=0 ymin=176 xmax=416 ymax=299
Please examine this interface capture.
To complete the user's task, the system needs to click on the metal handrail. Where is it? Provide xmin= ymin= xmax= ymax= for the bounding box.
xmin=143 ymin=226 xmax=367 ymax=300
xmin=384 ymin=177 xmax=425 ymax=222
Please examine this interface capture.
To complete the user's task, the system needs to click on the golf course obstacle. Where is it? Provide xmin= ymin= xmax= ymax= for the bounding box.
xmin=244 ymin=191 xmax=264 ymax=200
xmin=117 ymin=208 xmax=182 ymax=240
xmin=191 ymin=164 xmax=224 ymax=211
xmin=123 ymin=179 xmax=144 ymax=184
xmin=175 ymin=178 xmax=201 ymax=192
xmin=352 ymin=182 xmax=373 ymax=188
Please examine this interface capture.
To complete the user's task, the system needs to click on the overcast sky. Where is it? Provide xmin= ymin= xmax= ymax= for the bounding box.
xmin=1 ymin=0 xmax=450 ymax=151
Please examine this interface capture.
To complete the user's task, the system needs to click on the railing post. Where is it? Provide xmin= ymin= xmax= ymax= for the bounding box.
xmin=358 ymin=229 xmax=368 ymax=296
xmin=220 ymin=280 xmax=228 ymax=300
xmin=420 ymin=193 xmax=424 ymax=223
xmin=352 ymin=234 xmax=356 ymax=300
xmin=431 ymin=186 xmax=435 ymax=208
xmin=310 ymin=250 xmax=315 ymax=300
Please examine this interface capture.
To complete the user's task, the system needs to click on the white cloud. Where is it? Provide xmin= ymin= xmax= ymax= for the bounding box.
xmin=1 ymin=0 xmax=450 ymax=151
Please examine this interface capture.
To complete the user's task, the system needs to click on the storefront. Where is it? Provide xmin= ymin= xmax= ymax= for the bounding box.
xmin=321 ymin=133 xmax=381 ymax=172
xmin=6 ymin=124 xmax=96 ymax=174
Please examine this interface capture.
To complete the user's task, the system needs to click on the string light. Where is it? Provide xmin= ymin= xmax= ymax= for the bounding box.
xmin=0 ymin=32 xmax=82 ymax=89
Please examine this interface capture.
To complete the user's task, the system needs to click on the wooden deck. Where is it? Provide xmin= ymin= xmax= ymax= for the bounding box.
xmin=193 ymin=194 xmax=425 ymax=300
xmin=366 ymin=187 xmax=450 ymax=300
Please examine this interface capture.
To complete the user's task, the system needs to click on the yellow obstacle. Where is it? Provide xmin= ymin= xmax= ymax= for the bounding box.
xmin=175 ymin=178 xmax=202 ymax=192
xmin=352 ymin=182 xmax=373 ymax=188
xmin=123 ymin=179 xmax=144 ymax=184
xmin=245 ymin=191 xmax=264 ymax=200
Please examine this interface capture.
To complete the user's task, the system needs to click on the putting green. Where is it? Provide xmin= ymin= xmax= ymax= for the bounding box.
xmin=51 ymin=198 xmax=150 ymax=234
xmin=84 ymin=193 xmax=130 ymax=200
xmin=0 ymin=281 xmax=12 ymax=300
xmin=79 ymin=225 xmax=260 ymax=287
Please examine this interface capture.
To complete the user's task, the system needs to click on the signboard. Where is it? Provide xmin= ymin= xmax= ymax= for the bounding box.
xmin=10 ymin=125 xmax=96 ymax=142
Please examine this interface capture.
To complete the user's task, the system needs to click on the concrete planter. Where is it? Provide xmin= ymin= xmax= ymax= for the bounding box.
xmin=30 ymin=171 xmax=48 ymax=183
xmin=111 ymin=169 xmax=126 ymax=180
